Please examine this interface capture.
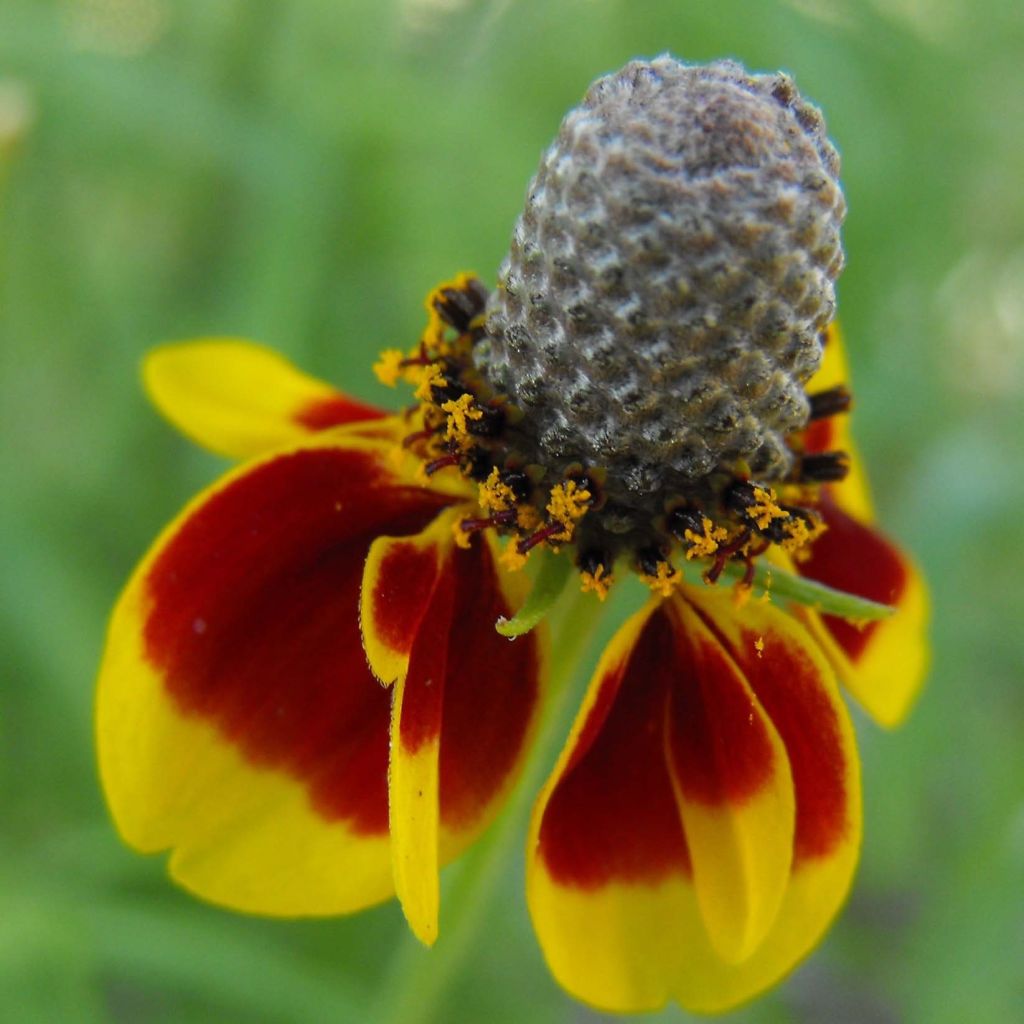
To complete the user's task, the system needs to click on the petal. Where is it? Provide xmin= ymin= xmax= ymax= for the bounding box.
xmin=684 ymin=587 xmax=862 ymax=1004
xmin=794 ymin=497 xmax=930 ymax=727
xmin=96 ymin=433 xmax=458 ymax=916
xmin=361 ymin=521 xmax=450 ymax=690
xmin=663 ymin=598 xmax=794 ymax=964
xmin=802 ymin=323 xmax=873 ymax=522
xmin=144 ymin=339 xmax=386 ymax=459
xmin=527 ymin=589 xmax=860 ymax=1014
xmin=387 ymin=527 xmax=456 ymax=945
xmin=378 ymin=519 xmax=547 ymax=944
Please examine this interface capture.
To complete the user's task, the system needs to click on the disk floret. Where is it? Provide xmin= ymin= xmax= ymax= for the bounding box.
xmin=375 ymin=269 xmax=850 ymax=600
xmin=374 ymin=54 xmax=853 ymax=600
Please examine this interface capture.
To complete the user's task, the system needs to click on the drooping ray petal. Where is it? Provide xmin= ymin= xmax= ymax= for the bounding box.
xmin=97 ymin=433 xmax=458 ymax=915
xmin=377 ymin=521 xmax=546 ymax=944
xmin=528 ymin=588 xmax=860 ymax=1014
xmin=802 ymin=323 xmax=873 ymax=522
xmin=793 ymin=497 xmax=930 ymax=727
xmin=361 ymin=518 xmax=452 ymax=690
xmin=682 ymin=586 xmax=862 ymax=1007
xmin=663 ymin=597 xmax=795 ymax=964
xmin=144 ymin=339 xmax=386 ymax=459
xmin=387 ymin=534 xmax=456 ymax=946
xmin=436 ymin=533 xmax=547 ymax=851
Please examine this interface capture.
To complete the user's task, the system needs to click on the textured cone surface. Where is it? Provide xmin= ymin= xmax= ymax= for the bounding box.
xmin=480 ymin=57 xmax=846 ymax=507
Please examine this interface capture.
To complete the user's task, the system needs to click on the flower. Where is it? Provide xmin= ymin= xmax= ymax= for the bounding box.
xmin=97 ymin=57 xmax=929 ymax=1014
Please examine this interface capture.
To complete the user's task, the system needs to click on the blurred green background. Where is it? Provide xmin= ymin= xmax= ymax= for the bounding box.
xmin=2 ymin=0 xmax=1022 ymax=1021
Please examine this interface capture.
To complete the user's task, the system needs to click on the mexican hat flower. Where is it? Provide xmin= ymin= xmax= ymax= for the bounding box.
xmin=97 ymin=56 xmax=929 ymax=1014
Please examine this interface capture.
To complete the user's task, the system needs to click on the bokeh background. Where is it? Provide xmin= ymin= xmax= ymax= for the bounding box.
xmin=2 ymin=0 xmax=1022 ymax=1021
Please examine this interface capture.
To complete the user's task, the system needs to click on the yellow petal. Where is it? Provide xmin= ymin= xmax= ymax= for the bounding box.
xmin=143 ymin=338 xmax=385 ymax=459
xmin=527 ymin=590 xmax=861 ymax=1014
xmin=97 ymin=433 xmax=456 ymax=915
xmin=663 ymin=597 xmax=795 ymax=964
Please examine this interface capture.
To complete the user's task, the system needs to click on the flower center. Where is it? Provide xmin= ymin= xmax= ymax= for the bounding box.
xmin=374 ymin=57 xmax=854 ymax=600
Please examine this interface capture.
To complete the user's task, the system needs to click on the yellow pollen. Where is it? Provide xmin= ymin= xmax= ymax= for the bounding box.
xmin=516 ymin=504 xmax=542 ymax=532
xmin=441 ymin=393 xmax=483 ymax=449
xmin=545 ymin=480 xmax=591 ymax=542
xmin=732 ymin=580 xmax=753 ymax=609
xmin=640 ymin=561 xmax=677 ymax=598
xmin=748 ymin=487 xmax=789 ymax=531
xmin=754 ymin=636 xmax=765 ymax=658
xmin=452 ymin=518 xmax=473 ymax=549
xmin=683 ymin=516 xmax=729 ymax=559
xmin=372 ymin=348 xmax=406 ymax=387
xmin=499 ymin=541 xmax=529 ymax=572
xmin=414 ymin=363 xmax=447 ymax=402
xmin=782 ymin=514 xmax=826 ymax=555
xmin=479 ymin=466 xmax=516 ymax=516
xmin=580 ymin=564 xmax=613 ymax=601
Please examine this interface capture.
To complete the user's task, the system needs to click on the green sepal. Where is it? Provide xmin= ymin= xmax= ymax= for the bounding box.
xmin=684 ymin=557 xmax=896 ymax=621
xmin=495 ymin=547 xmax=573 ymax=638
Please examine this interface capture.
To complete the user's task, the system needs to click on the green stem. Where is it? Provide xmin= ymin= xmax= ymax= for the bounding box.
xmin=372 ymin=586 xmax=605 ymax=1024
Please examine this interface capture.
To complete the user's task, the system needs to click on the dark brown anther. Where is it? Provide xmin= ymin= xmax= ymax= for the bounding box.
xmin=666 ymin=506 xmax=706 ymax=543
xmin=722 ymin=480 xmax=759 ymax=516
xmin=465 ymin=448 xmax=494 ymax=480
xmin=429 ymin=376 xmax=468 ymax=405
xmin=636 ymin=545 xmax=669 ymax=578
xmin=808 ymin=385 xmax=852 ymax=420
xmin=577 ymin=548 xmax=611 ymax=577
xmin=500 ymin=470 xmax=533 ymax=502
xmin=467 ymin=404 xmax=506 ymax=438
xmin=434 ymin=278 xmax=488 ymax=332
xmin=796 ymin=451 xmax=850 ymax=483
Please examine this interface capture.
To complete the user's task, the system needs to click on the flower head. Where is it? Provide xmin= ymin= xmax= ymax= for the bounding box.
xmin=97 ymin=55 xmax=929 ymax=1014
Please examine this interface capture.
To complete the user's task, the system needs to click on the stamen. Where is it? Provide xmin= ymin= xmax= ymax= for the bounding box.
xmin=455 ymin=510 xmax=518 ymax=549
xmin=479 ymin=467 xmax=517 ymax=515
xmin=705 ymin=529 xmax=752 ymax=584
xmin=424 ymin=453 xmax=461 ymax=476
xmin=795 ymin=451 xmax=851 ymax=483
xmin=373 ymin=349 xmax=406 ymax=387
xmin=545 ymin=479 xmax=592 ymax=542
xmin=402 ymin=426 xmax=440 ymax=449
xmin=580 ymin=564 xmax=613 ymax=601
xmin=808 ymin=385 xmax=852 ymax=420
xmin=441 ymin=393 xmax=484 ymax=449
xmin=433 ymin=277 xmax=489 ymax=332
xmin=517 ymin=522 xmax=569 ymax=555
xmin=638 ymin=557 xmax=677 ymax=598
xmin=414 ymin=363 xmax=448 ymax=402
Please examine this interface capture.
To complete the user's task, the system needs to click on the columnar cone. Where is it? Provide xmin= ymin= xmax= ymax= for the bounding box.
xmin=479 ymin=56 xmax=846 ymax=510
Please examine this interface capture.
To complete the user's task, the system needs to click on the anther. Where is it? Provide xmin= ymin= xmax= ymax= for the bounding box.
xmin=666 ymin=506 xmax=707 ymax=543
xmin=723 ymin=481 xmax=761 ymax=517
xmin=636 ymin=545 xmax=670 ymax=578
xmin=466 ymin=403 xmax=506 ymax=438
xmin=434 ymin=278 xmax=489 ymax=332
xmin=578 ymin=548 xmax=612 ymax=578
xmin=808 ymin=385 xmax=852 ymax=420
xmin=795 ymin=450 xmax=850 ymax=483
xmin=500 ymin=470 xmax=533 ymax=503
